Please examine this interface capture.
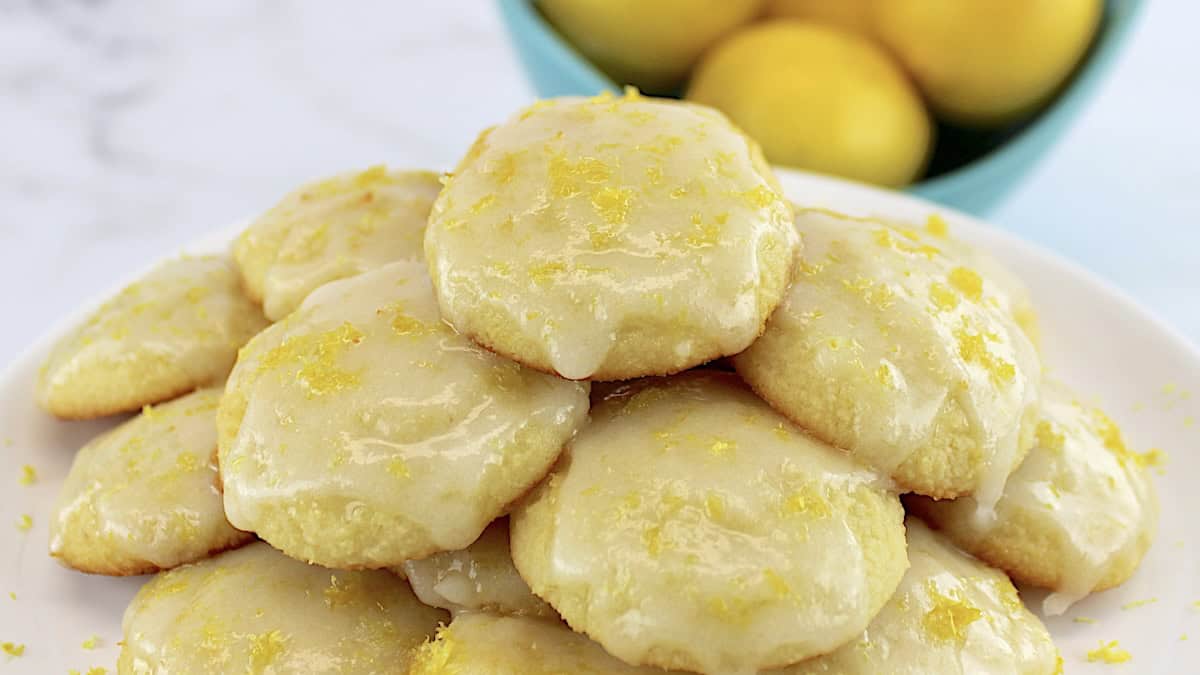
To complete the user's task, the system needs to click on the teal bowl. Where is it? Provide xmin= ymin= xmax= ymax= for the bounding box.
xmin=496 ymin=0 xmax=1143 ymax=215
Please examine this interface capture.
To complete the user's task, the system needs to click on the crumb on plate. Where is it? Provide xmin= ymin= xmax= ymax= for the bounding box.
xmin=1120 ymin=597 xmax=1157 ymax=610
xmin=1086 ymin=640 xmax=1131 ymax=664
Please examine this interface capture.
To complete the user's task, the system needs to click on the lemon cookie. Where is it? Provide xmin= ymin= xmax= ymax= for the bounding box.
xmin=37 ymin=255 xmax=267 ymax=419
xmin=790 ymin=210 xmax=1040 ymax=344
xmin=510 ymin=372 xmax=907 ymax=674
xmin=234 ymin=166 xmax=441 ymax=320
xmin=402 ymin=518 xmax=556 ymax=619
xmin=117 ymin=542 xmax=446 ymax=674
xmin=779 ymin=518 xmax=1060 ymax=674
xmin=921 ymin=213 xmax=1041 ymax=345
xmin=733 ymin=208 xmax=1041 ymax=505
xmin=411 ymin=613 xmax=676 ymax=675
xmin=424 ymin=93 xmax=798 ymax=381
xmin=908 ymin=382 xmax=1159 ymax=615
xmin=50 ymin=388 xmax=250 ymax=576
xmin=219 ymin=260 xmax=590 ymax=569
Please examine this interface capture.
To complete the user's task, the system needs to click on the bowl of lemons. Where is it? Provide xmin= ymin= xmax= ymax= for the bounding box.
xmin=497 ymin=0 xmax=1143 ymax=214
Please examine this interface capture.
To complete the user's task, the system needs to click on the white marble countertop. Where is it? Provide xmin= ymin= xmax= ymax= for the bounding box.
xmin=2 ymin=1 xmax=1197 ymax=368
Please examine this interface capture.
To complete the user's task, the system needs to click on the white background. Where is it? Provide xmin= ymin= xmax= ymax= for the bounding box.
xmin=2 ymin=0 xmax=1197 ymax=367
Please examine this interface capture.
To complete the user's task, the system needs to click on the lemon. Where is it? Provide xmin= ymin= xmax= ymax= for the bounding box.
xmin=538 ymin=0 xmax=764 ymax=94
xmin=687 ymin=21 xmax=931 ymax=188
xmin=874 ymin=0 xmax=1102 ymax=127
xmin=765 ymin=0 xmax=876 ymax=36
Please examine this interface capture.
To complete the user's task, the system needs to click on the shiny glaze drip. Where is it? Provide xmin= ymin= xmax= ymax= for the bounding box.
xmin=1024 ymin=387 xmax=1158 ymax=614
xmin=402 ymin=518 xmax=556 ymax=620
xmin=915 ymin=381 xmax=1159 ymax=615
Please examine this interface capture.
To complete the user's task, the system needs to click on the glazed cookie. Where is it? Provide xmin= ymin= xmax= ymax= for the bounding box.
xmin=117 ymin=542 xmax=446 ymax=674
xmin=402 ymin=518 xmax=557 ymax=619
xmin=411 ymin=613 xmax=676 ymax=675
xmin=37 ymin=255 xmax=267 ymax=419
xmin=234 ymin=166 xmax=441 ymax=320
xmin=219 ymin=260 xmax=590 ymax=569
xmin=733 ymin=208 xmax=1041 ymax=505
xmin=50 ymin=388 xmax=251 ymax=576
xmin=907 ymin=381 xmax=1159 ymax=615
xmin=424 ymin=92 xmax=798 ymax=380
xmin=779 ymin=519 xmax=1060 ymax=675
xmin=510 ymin=372 xmax=907 ymax=674
xmin=796 ymin=211 xmax=1039 ymax=343
xmin=922 ymin=213 xmax=1041 ymax=346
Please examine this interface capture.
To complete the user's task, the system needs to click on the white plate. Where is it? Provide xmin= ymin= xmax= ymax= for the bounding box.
xmin=1 ymin=170 xmax=1197 ymax=673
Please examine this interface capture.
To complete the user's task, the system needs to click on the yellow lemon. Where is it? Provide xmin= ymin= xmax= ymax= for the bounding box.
xmin=538 ymin=0 xmax=764 ymax=94
xmin=874 ymin=0 xmax=1102 ymax=127
xmin=687 ymin=21 xmax=931 ymax=188
xmin=765 ymin=0 xmax=876 ymax=36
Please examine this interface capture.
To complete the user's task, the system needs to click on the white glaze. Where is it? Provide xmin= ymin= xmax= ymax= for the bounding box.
xmin=424 ymin=93 xmax=798 ymax=380
xmin=512 ymin=372 xmax=907 ymax=675
xmin=235 ymin=166 xmax=441 ymax=321
xmin=37 ymin=255 xmax=267 ymax=418
xmin=914 ymin=381 xmax=1159 ymax=615
xmin=780 ymin=519 xmax=1060 ymax=674
xmin=1021 ymin=385 xmax=1157 ymax=614
xmin=219 ymin=260 xmax=590 ymax=568
xmin=118 ymin=542 xmax=446 ymax=673
xmin=402 ymin=518 xmax=556 ymax=619
xmin=410 ymin=613 xmax=674 ymax=675
xmin=50 ymin=388 xmax=248 ymax=574
xmin=736 ymin=208 xmax=1041 ymax=508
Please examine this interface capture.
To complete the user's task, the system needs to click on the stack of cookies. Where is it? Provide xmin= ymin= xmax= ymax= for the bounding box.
xmin=38 ymin=91 xmax=1158 ymax=674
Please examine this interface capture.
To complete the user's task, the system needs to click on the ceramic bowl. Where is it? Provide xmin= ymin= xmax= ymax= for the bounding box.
xmin=496 ymin=0 xmax=1144 ymax=215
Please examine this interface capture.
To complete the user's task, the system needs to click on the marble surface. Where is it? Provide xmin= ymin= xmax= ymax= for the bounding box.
xmin=2 ymin=0 xmax=1197 ymax=369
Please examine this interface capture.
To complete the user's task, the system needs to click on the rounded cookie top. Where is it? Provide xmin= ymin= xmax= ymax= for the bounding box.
xmin=510 ymin=371 xmax=907 ymax=674
xmin=218 ymin=260 xmax=590 ymax=568
xmin=118 ymin=542 xmax=446 ymax=674
xmin=50 ymin=388 xmax=250 ymax=575
xmin=424 ymin=93 xmax=798 ymax=380
xmin=37 ymin=255 xmax=267 ymax=419
xmin=401 ymin=518 xmax=556 ymax=620
xmin=780 ymin=519 xmax=1060 ymax=675
xmin=410 ymin=613 xmax=677 ymax=675
xmin=920 ymin=213 xmax=1041 ymax=346
xmin=733 ymin=208 xmax=1041 ymax=506
xmin=908 ymin=381 xmax=1159 ymax=615
xmin=234 ymin=166 xmax=441 ymax=320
